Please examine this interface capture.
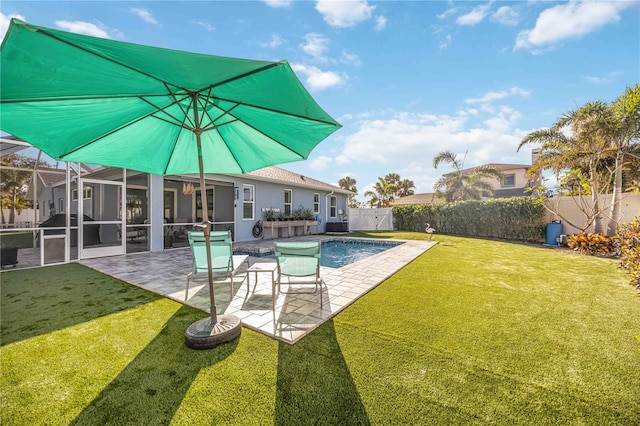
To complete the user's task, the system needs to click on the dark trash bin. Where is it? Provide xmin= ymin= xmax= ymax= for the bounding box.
xmin=1 ymin=246 xmax=19 ymax=268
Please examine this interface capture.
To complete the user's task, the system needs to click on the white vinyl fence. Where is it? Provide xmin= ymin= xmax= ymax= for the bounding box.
xmin=348 ymin=208 xmax=394 ymax=231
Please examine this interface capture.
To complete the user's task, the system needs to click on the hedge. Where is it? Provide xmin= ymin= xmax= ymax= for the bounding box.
xmin=393 ymin=197 xmax=546 ymax=243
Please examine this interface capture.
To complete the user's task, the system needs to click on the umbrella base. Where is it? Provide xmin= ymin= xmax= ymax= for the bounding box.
xmin=185 ymin=315 xmax=242 ymax=349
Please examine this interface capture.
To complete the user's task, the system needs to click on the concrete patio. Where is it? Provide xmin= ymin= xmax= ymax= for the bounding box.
xmin=80 ymin=235 xmax=436 ymax=344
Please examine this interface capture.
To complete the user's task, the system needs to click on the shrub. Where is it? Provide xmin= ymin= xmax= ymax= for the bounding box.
xmin=567 ymin=232 xmax=616 ymax=257
xmin=613 ymin=218 xmax=640 ymax=289
xmin=392 ymin=197 xmax=545 ymax=243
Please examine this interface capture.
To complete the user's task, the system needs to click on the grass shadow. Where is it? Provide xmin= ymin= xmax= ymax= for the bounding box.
xmin=274 ymin=319 xmax=370 ymax=425
xmin=70 ymin=304 xmax=238 ymax=425
xmin=1 ymin=263 xmax=161 ymax=346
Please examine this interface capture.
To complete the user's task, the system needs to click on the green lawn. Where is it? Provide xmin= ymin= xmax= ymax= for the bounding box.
xmin=1 ymin=233 xmax=638 ymax=425
xmin=0 ymin=231 xmax=35 ymax=249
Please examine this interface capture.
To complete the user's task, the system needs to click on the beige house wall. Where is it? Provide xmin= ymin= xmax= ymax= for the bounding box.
xmin=544 ymin=193 xmax=640 ymax=235
xmin=481 ymin=166 xmax=530 ymax=191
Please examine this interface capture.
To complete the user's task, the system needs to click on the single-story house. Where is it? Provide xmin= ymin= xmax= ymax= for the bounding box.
xmin=27 ymin=162 xmax=352 ymax=260
xmin=1 ymin=133 xmax=352 ymax=265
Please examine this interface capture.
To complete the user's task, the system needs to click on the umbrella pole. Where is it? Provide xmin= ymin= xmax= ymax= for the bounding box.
xmin=185 ymin=92 xmax=241 ymax=349
xmin=196 ymin=133 xmax=217 ymax=324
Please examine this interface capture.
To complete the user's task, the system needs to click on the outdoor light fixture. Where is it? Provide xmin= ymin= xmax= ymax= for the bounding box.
xmin=183 ymin=182 xmax=195 ymax=195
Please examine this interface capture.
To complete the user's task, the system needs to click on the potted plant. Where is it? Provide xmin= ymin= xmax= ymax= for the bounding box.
xmin=295 ymin=205 xmax=309 ymax=221
xmin=276 ymin=210 xmax=287 ymax=221
xmin=264 ymin=208 xmax=276 ymax=221
xmin=304 ymin=208 xmax=315 ymax=221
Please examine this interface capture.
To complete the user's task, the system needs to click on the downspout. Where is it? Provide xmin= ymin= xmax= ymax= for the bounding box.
xmin=325 ymin=191 xmax=334 ymax=225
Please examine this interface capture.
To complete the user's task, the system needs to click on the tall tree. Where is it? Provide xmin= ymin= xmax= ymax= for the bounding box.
xmin=383 ymin=173 xmax=401 ymax=188
xmin=364 ymin=177 xmax=397 ymax=207
xmin=518 ymin=101 xmax=613 ymax=233
xmin=0 ymin=154 xmax=41 ymax=225
xmin=603 ymin=84 xmax=640 ymax=235
xmin=397 ymin=178 xmax=415 ymax=197
xmin=432 ymin=150 xmax=503 ymax=202
xmin=338 ymin=176 xmax=359 ymax=208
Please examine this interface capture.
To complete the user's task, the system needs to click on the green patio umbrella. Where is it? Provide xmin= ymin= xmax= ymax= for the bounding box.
xmin=0 ymin=19 xmax=341 ymax=348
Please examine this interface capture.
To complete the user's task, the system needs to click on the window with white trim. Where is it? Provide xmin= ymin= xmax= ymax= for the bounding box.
xmin=313 ymin=193 xmax=320 ymax=214
xmin=330 ymin=195 xmax=337 ymax=218
xmin=72 ymin=186 xmax=92 ymax=201
xmin=243 ymin=184 xmax=254 ymax=220
xmin=284 ymin=189 xmax=292 ymax=215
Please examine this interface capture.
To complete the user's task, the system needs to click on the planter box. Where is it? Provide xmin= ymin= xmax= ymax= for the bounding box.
xmin=1 ymin=246 xmax=19 ymax=268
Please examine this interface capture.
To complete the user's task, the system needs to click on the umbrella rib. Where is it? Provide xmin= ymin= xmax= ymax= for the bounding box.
xmin=206 ymin=94 xmax=340 ymax=127
xmin=57 ymin=93 xmax=194 ymax=160
xmin=0 ymin=93 xmax=176 ymax=104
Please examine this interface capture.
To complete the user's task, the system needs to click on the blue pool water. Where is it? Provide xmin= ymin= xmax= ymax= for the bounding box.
xmin=240 ymin=239 xmax=401 ymax=269
xmin=320 ymin=240 xmax=399 ymax=268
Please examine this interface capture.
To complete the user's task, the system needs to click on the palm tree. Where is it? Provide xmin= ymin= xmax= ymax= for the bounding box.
xmin=384 ymin=173 xmax=401 ymax=186
xmin=338 ymin=176 xmax=359 ymax=208
xmin=603 ymin=85 xmax=640 ymax=235
xmin=364 ymin=177 xmax=397 ymax=207
xmin=397 ymin=178 xmax=415 ymax=197
xmin=518 ymin=101 xmax=613 ymax=233
xmin=432 ymin=150 xmax=503 ymax=202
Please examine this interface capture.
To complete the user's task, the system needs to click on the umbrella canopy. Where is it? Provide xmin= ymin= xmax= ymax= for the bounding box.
xmin=1 ymin=19 xmax=341 ymax=347
xmin=0 ymin=19 xmax=340 ymax=175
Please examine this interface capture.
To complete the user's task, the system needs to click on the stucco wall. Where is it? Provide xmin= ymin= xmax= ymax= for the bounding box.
xmin=231 ymin=175 xmax=348 ymax=242
xmin=544 ymin=193 xmax=640 ymax=235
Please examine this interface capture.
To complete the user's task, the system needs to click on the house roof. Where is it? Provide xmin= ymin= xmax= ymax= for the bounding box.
xmin=445 ymin=163 xmax=531 ymax=177
xmin=391 ymin=193 xmax=443 ymax=205
xmin=4 ymin=136 xmax=351 ymax=194
xmin=238 ymin=166 xmax=353 ymax=195
xmin=492 ymin=187 xmax=533 ymax=198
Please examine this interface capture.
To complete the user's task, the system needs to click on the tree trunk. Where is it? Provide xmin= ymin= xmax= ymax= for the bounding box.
xmin=590 ymin=165 xmax=605 ymax=234
xmin=8 ymin=189 xmax=16 ymax=224
xmin=607 ymin=150 xmax=623 ymax=236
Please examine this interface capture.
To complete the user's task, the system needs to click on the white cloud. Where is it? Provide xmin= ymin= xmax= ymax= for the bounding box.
xmin=515 ymin=1 xmax=634 ymax=50
xmin=0 ymin=12 xmax=26 ymax=40
xmin=492 ymin=6 xmax=520 ymax=26
xmin=456 ymin=2 xmax=491 ymax=26
xmin=315 ymin=0 xmax=376 ymax=28
xmin=130 ymin=7 xmax=158 ymax=25
xmin=437 ymin=7 xmax=458 ymax=20
xmin=291 ymin=63 xmax=346 ymax=91
xmin=309 ymin=155 xmax=333 ymax=171
xmin=55 ymin=20 xmax=111 ymax=38
xmin=465 ymin=87 xmax=531 ymax=104
xmin=374 ymin=15 xmax=387 ymax=31
xmin=340 ymin=50 xmax=361 ymax=66
xmin=584 ymin=71 xmax=621 ymax=85
xmin=439 ymin=34 xmax=452 ymax=50
xmin=263 ymin=0 xmax=292 ymax=8
xmin=299 ymin=32 xmax=330 ymax=61
xmin=260 ymin=34 xmax=286 ymax=48
xmin=195 ymin=21 xmax=215 ymax=31
xmin=335 ymin=109 xmax=532 ymax=193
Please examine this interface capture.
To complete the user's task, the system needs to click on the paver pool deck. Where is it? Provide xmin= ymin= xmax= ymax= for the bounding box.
xmin=81 ymin=235 xmax=436 ymax=344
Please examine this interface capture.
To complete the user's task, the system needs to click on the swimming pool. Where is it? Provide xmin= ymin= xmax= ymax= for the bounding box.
xmin=320 ymin=240 xmax=401 ymax=268
xmin=238 ymin=239 xmax=402 ymax=269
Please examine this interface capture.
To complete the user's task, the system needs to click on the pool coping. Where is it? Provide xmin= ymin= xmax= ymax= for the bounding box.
xmin=80 ymin=236 xmax=437 ymax=344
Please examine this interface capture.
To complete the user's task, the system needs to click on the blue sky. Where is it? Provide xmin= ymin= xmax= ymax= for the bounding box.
xmin=1 ymin=1 xmax=638 ymax=202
